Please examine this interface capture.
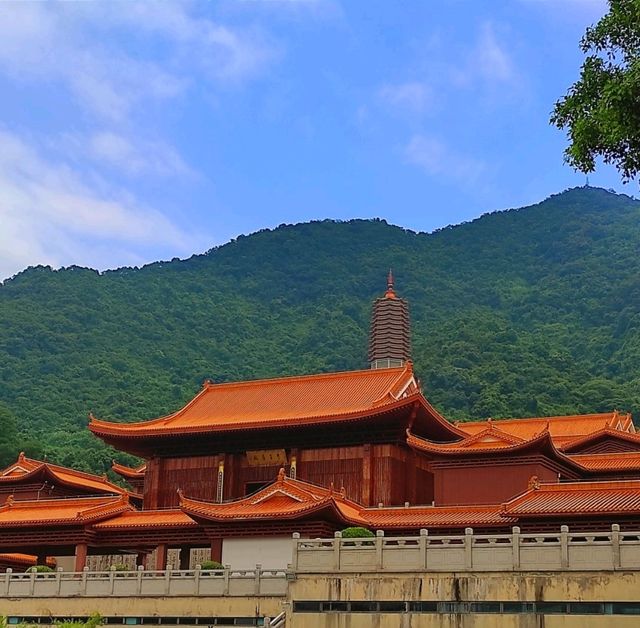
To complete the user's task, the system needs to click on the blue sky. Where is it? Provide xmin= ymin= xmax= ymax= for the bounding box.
xmin=0 ymin=0 xmax=629 ymax=281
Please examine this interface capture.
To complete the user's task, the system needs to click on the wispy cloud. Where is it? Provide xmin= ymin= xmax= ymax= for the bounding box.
xmin=0 ymin=130 xmax=203 ymax=281
xmin=378 ymin=82 xmax=432 ymax=115
xmin=0 ymin=3 xmax=276 ymax=122
xmin=59 ymin=132 xmax=195 ymax=179
xmin=404 ymin=134 xmax=486 ymax=183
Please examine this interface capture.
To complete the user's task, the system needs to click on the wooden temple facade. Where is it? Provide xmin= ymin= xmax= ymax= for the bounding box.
xmin=1 ymin=275 xmax=639 ymax=571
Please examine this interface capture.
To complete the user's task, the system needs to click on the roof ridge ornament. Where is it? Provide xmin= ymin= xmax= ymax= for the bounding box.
xmin=277 ymin=467 xmax=286 ymax=482
xmin=528 ymin=475 xmax=540 ymax=491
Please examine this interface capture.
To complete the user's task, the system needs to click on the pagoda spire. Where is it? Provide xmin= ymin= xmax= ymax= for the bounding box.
xmin=368 ymin=271 xmax=411 ymax=369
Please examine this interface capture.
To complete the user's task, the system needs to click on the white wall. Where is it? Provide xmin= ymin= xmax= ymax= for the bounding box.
xmin=221 ymin=537 xmax=293 ymax=570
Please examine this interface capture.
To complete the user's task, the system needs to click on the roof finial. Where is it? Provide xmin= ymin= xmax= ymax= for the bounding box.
xmin=277 ymin=467 xmax=285 ymax=482
xmin=385 ymin=269 xmax=396 ymax=299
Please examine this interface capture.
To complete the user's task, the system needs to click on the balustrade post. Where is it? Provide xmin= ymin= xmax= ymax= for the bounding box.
xmin=560 ymin=525 xmax=569 ymax=569
xmin=223 ymin=565 xmax=231 ymax=595
xmin=109 ymin=564 xmax=116 ymax=595
xmin=611 ymin=524 xmax=621 ymax=570
xmin=511 ymin=526 xmax=521 ymax=571
xmin=81 ymin=566 xmax=89 ymax=594
xmin=375 ymin=530 xmax=384 ymax=570
xmin=255 ymin=564 xmax=262 ymax=594
xmin=164 ymin=564 xmax=173 ymax=595
xmin=29 ymin=565 xmax=36 ymax=596
xmin=419 ymin=529 xmax=428 ymax=570
xmin=333 ymin=531 xmax=342 ymax=571
xmin=56 ymin=567 xmax=63 ymax=596
xmin=3 ymin=568 xmax=11 ymax=597
xmin=464 ymin=528 xmax=473 ymax=570
xmin=137 ymin=564 xmax=144 ymax=595
xmin=291 ymin=533 xmax=300 ymax=571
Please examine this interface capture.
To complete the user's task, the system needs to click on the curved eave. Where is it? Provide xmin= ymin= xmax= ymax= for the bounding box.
xmin=561 ymin=427 xmax=640 ymax=453
xmin=90 ymin=393 xmax=430 ymax=440
xmin=0 ymin=503 xmax=133 ymax=528
xmin=111 ymin=461 xmax=146 ymax=480
xmin=407 ymin=430 xmax=586 ymax=473
xmin=0 ymin=463 xmax=126 ymax=497
xmin=180 ymin=494 xmax=360 ymax=525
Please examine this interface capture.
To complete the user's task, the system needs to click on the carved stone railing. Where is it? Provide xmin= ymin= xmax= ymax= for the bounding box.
xmin=292 ymin=525 xmax=640 ymax=573
xmin=1 ymin=564 xmax=288 ymax=597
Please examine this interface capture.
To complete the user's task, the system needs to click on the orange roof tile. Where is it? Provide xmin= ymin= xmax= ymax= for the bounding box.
xmin=0 ymin=453 xmax=131 ymax=497
xmin=93 ymin=509 xmax=195 ymax=529
xmin=0 ymin=553 xmax=56 ymax=568
xmin=180 ymin=470 xmax=365 ymax=524
xmin=363 ymin=504 xmax=513 ymax=528
xmin=561 ymin=427 xmax=640 ymax=453
xmin=90 ymin=365 xmax=421 ymax=437
xmin=570 ymin=451 xmax=640 ymax=472
xmin=0 ymin=494 xmax=133 ymax=527
xmin=457 ymin=412 xmax=633 ymax=449
xmin=111 ymin=461 xmax=147 ymax=479
xmin=503 ymin=479 xmax=640 ymax=517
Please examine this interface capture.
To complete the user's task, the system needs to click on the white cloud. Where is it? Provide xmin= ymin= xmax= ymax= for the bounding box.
xmin=476 ymin=22 xmax=516 ymax=83
xmin=378 ymin=82 xmax=432 ymax=114
xmin=0 ymin=3 xmax=275 ymax=121
xmin=404 ymin=134 xmax=485 ymax=183
xmin=79 ymin=132 xmax=194 ymax=178
xmin=0 ymin=130 xmax=202 ymax=281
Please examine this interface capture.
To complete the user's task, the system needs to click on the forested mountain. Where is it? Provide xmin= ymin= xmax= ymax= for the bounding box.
xmin=1 ymin=187 xmax=639 ymax=473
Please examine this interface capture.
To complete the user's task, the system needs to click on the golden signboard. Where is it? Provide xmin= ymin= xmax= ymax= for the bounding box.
xmin=246 ymin=449 xmax=288 ymax=467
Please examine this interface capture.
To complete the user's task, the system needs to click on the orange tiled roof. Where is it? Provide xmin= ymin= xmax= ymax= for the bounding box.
xmin=180 ymin=470 xmax=365 ymax=524
xmin=0 ymin=453 xmax=131 ymax=497
xmin=502 ymin=479 xmax=640 ymax=517
xmin=570 ymin=451 xmax=640 ymax=472
xmin=0 ymin=494 xmax=133 ymax=527
xmin=457 ymin=412 xmax=633 ymax=449
xmin=111 ymin=461 xmax=147 ymax=479
xmin=407 ymin=428 xmax=549 ymax=456
xmin=90 ymin=365 xmax=420 ymax=437
xmin=362 ymin=504 xmax=513 ymax=528
xmin=561 ymin=427 xmax=640 ymax=453
xmin=93 ymin=509 xmax=195 ymax=529
xmin=0 ymin=553 xmax=56 ymax=568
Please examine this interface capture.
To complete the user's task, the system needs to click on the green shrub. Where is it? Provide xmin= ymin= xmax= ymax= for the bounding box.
xmin=341 ymin=526 xmax=374 ymax=538
xmin=28 ymin=565 xmax=54 ymax=573
xmin=111 ymin=564 xmax=130 ymax=571
xmin=55 ymin=613 xmax=102 ymax=628
xmin=200 ymin=560 xmax=224 ymax=570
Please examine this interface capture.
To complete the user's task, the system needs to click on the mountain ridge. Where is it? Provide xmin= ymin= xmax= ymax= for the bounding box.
xmin=1 ymin=186 xmax=639 ymax=473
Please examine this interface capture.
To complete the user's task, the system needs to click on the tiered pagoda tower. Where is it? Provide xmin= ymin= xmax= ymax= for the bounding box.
xmin=368 ymin=270 xmax=411 ymax=369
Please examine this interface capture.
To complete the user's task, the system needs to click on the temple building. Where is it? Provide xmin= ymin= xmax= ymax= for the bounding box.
xmin=1 ymin=274 xmax=639 ymax=571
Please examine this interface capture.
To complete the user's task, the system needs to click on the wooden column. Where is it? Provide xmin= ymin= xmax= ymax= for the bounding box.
xmin=179 ymin=547 xmax=190 ymax=570
xmin=362 ymin=444 xmax=373 ymax=506
xmin=145 ymin=457 xmax=161 ymax=510
xmin=210 ymin=538 xmax=223 ymax=563
xmin=74 ymin=543 xmax=88 ymax=572
xmin=155 ymin=543 xmax=168 ymax=570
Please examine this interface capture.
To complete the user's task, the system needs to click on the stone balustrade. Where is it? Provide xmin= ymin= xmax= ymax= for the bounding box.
xmin=1 ymin=564 xmax=288 ymax=598
xmin=292 ymin=525 xmax=640 ymax=573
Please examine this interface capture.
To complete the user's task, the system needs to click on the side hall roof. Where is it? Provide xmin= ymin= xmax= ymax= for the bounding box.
xmin=0 ymin=494 xmax=133 ymax=527
xmin=0 ymin=453 xmax=135 ymax=498
xmin=456 ymin=412 xmax=633 ymax=449
xmin=502 ymin=479 xmax=640 ymax=517
xmin=180 ymin=469 xmax=365 ymax=524
xmin=179 ymin=470 xmax=512 ymax=529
